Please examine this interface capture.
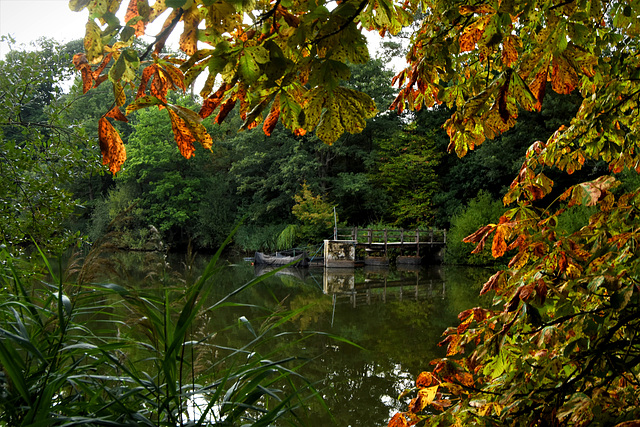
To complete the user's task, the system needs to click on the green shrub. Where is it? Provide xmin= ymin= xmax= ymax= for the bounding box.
xmin=445 ymin=191 xmax=506 ymax=265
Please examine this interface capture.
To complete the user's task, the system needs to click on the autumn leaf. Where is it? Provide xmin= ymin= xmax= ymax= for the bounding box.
xmin=84 ymin=20 xmax=103 ymax=63
xmin=168 ymin=104 xmax=213 ymax=150
xmin=459 ymin=15 xmax=491 ymax=52
xmin=551 ymin=54 xmax=580 ymax=95
xmin=388 ymin=413 xmax=409 ymax=427
xmin=215 ymin=97 xmax=237 ymax=124
xmin=200 ymin=83 xmax=228 ymax=118
xmin=98 ymin=117 xmax=126 ymax=174
xmin=409 ymin=386 xmax=438 ymax=413
xmin=263 ymin=97 xmax=280 ymax=136
xmin=416 ymin=371 xmax=435 ymax=388
xmin=180 ymin=6 xmax=199 ymax=56
xmin=126 ymin=95 xmax=164 ymax=114
xmin=492 ymin=225 xmax=508 ymax=258
xmin=105 ymin=105 xmax=128 ymax=122
xmin=167 ymin=107 xmax=196 ymax=159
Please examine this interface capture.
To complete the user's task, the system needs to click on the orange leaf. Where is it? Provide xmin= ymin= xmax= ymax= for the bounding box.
xmin=136 ymin=64 xmax=158 ymax=99
xmin=415 ymin=372 xmax=434 ymax=388
xmin=72 ymin=53 xmax=94 ymax=94
xmin=200 ymin=83 xmax=228 ymax=118
xmin=480 ymin=271 xmax=504 ymax=295
xmin=459 ymin=15 xmax=490 ymax=52
xmin=180 ymin=7 xmax=199 ymax=56
xmin=502 ymin=35 xmax=520 ymax=67
xmin=551 ymin=55 xmax=579 ymax=95
xmin=263 ymin=99 xmax=280 ymax=136
xmin=125 ymin=0 xmax=147 ymax=36
xmin=491 ymin=228 xmax=507 ymax=258
xmin=215 ymin=97 xmax=237 ymax=124
xmin=98 ymin=117 xmax=126 ymax=175
xmin=529 ymin=68 xmax=548 ymax=111
xmin=388 ymin=413 xmax=409 ymax=427
xmin=105 ymin=106 xmax=128 ymax=122
xmin=167 ymin=108 xmax=196 ymax=159
xmin=92 ymin=52 xmax=113 ymax=80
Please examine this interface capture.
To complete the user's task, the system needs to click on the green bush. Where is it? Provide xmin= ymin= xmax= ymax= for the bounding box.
xmin=445 ymin=191 xmax=506 ymax=265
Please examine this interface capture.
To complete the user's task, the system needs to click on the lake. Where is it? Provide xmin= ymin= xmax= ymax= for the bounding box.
xmin=103 ymin=251 xmax=492 ymax=426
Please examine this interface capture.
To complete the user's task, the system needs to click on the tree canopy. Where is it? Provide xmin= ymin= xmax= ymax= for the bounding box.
xmin=69 ymin=0 xmax=640 ymax=425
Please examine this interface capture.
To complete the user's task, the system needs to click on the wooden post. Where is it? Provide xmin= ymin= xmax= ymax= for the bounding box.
xmin=416 ymin=228 xmax=420 ymax=257
xmin=368 ymin=229 xmax=372 ymax=245
xmin=353 ymin=226 xmax=358 ymax=242
xmin=384 ymin=229 xmax=388 ymax=256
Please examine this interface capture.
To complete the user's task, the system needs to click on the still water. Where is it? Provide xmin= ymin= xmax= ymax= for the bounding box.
xmin=107 ymin=252 xmax=492 ymax=426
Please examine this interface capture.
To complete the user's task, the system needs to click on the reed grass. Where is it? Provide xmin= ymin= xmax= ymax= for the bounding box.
xmin=0 ymin=229 xmax=322 ymax=426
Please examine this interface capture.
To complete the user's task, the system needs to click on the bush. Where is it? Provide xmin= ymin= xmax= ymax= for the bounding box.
xmin=445 ymin=191 xmax=506 ymax=265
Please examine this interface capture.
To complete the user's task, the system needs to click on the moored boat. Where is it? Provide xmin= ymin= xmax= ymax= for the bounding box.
xmin=254 ymin=251 xmax=309 ymax=267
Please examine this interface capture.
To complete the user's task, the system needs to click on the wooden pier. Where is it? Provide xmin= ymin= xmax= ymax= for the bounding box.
xmin=324 ymin=227 xmax=447 ymax=267
xmin=335 ymin=227 xmax=446 ymax=256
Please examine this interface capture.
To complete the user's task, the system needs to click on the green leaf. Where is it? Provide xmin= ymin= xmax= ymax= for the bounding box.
xmin=126 ymin=95 xmax=164 ymax=113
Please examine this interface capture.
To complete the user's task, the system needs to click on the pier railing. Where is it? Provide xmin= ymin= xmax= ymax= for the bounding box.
xmin=334 ymin=227 xmax=446 ymax=246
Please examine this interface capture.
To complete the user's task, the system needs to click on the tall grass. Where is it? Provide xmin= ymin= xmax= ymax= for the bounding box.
xmin=0 ymin=232 xmax=322 ymax=425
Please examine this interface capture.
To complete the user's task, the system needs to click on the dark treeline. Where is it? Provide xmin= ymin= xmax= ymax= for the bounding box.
xmin=1 ymin=37 xmax=589 ymax=263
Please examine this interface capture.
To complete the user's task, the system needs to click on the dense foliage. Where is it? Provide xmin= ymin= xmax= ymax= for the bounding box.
xmin=7 ymin=0 xmax=640 ymax=423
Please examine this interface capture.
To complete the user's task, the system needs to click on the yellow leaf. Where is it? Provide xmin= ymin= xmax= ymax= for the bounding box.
xmin=98 ymin=117 xmax=126 ymax=174
xmin=180 ymin=7 xmax=200 ymax=56
xmin=84 ymin=20 xmax=104 ymax=64
xmin=459 ymin=15 xmax=491 ymax=52
xmin=167 ymin=108 xmax=196 ymax=159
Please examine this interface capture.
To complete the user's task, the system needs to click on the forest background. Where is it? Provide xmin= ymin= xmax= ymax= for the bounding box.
xmin=1 ymin=35 xmax=583 ymax=263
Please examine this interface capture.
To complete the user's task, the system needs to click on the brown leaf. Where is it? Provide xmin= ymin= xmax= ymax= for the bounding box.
xmin=263 ymin=98 xmax=280 ymax=136
xmin=459 ymin=15 xmax=490 ymax=52
xmin=136 ymin=64 xmax=158 ymax=99
xmin=125 ymin=0 xmax=147 ymax=36
xmin=72 ymin=53 xmax=94 ymax=94
xmin=480 ymin=270 xmax=504 ymax=295
xmin=105 ymin=105 xmax=128 ymax=122
xmin=502 ymin=35 xmax=520 ymax=67
xmin=154 ymin=9 xmax=180 ymax=54
xmin=464 ymin=225 xmax=494 ymax=243
xmin=491 ymin=226 xmax=508 ymax=258
xmin=98 ymin=117 xmax=126 ymax=175
xmin=215 ymin=97 xmax=237 ymax=124
xmin=415 ymin=371 xmax=434 ymax=388
xmin=180 ymin=7 xmax=199 ymax=56
xmin=388 ymin=413 xmax=409 ymax=427
xmin=551 ymin=55 xmax=579 ymax=95
xmin=528 ymin=68 xmax=547 ymax=111
xmin=167 ymin=108 xmax=196 ymax=159
xmin=200 ymin=83 xmax=228 ymax=118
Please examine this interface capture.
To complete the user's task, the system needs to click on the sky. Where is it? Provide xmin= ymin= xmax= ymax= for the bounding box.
xmin=0 ymin=1 xmax=88 ymax=56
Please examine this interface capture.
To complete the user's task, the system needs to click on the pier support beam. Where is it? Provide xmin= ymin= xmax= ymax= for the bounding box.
xmin=324 ymin=240 xmax=356 ymax=268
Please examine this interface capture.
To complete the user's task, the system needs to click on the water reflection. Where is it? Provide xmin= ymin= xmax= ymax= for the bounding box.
xmin=249 ymin=260 xmax=490 ymax=426
xmin=102 ymin=252 xmax=490 ymax=426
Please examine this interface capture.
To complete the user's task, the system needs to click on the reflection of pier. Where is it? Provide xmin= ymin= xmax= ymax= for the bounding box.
xmin=323 ymin=266 xmax=445 ymax=307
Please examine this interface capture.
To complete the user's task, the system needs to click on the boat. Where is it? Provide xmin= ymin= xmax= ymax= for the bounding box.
xmin=254 ymin=251 xmax=309 ymax=267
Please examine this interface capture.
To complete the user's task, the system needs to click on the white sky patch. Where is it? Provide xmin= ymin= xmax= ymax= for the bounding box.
xmin=0 ymin=0 xmax=87 ymax=56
